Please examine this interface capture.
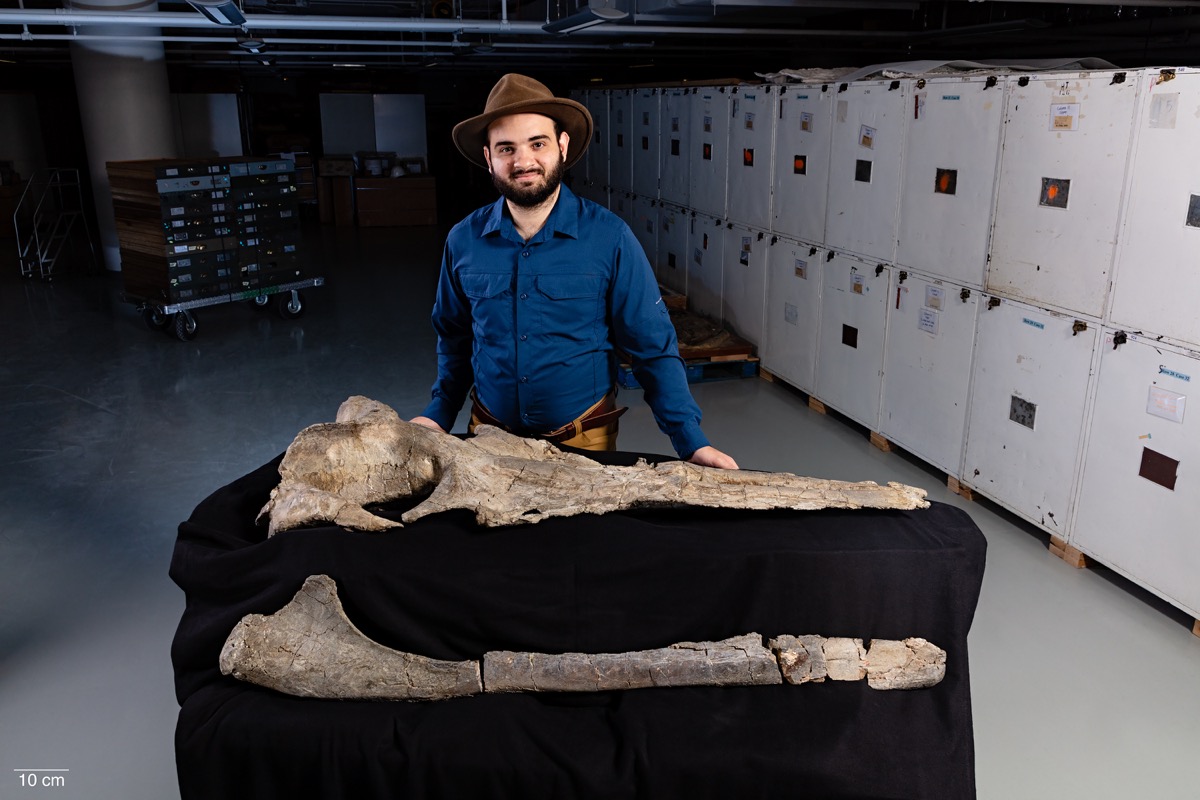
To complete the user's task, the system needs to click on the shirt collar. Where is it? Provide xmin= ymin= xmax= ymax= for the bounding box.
xmin=480 ymin=183 xmax=581 ymax=243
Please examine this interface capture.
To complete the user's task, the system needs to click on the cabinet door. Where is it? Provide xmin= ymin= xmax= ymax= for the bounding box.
xmin=988 ymin=71 xmax=1139 ymax=318
xmin=659 ymin=88 xmax=692 ymax=208
xmin=772 ymin=85 xmax=834 ymax=245
xmin=631 ymin=195 xmax=658 ymax=269
xmin=762 ymin=237 xmax=823 ymax=393
xmin=631 ymin=88 xmax=661 ymax=199
xmin=825 ymin=80 xmax=906 ymax=262
xmin=1073 ymin=332 xmax=1200 ymax=618
xmin=689 ymin=87 xmax=731 ymax=219
xmin=721 ymin=223 xmax=768 ymax=346
xmin=1108 ymin=68 xmax=1200 ymax=348
xmin=963 ymin=297 xmax=1098 ymax=531
xmin=726 ymin=87 xmax=774 ymax=229
xmin=688 ymin=213 xmax=725 ymax=322
xmin=880 ymin=272 xmax=979 ymax=476
xmin=896 ymin=76 xmax=1004 ymax=287
xmin=815 ymin=253 xmax=889 ymax=429
xmin=657 ymin=203 xmax=690 ymax=294
xmin=608 ymin=90 xmax=633 ymax=193
xmin=583 ymin=89 xmax=609 ymax=196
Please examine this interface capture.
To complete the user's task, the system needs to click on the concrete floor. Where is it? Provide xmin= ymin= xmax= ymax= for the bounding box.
xmin=1 ymin=223 xmax=1197 ymax=800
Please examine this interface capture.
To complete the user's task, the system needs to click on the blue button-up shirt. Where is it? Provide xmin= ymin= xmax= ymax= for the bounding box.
xmin=421 ymin=184 xmax=710 ymax=458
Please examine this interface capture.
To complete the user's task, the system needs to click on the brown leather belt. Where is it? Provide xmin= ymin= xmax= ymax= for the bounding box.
xmin=471 ymin=389 xmax=627 ymax=444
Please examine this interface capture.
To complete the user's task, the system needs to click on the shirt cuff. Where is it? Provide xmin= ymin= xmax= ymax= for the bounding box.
xmin=670 ymin=422 xmax=710 ymax=461
xmin=420 ymin=397 xmax=459 ymax=433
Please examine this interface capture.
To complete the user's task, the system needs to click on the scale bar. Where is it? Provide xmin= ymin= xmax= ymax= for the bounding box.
xmin=13 ymin=769 xmax=70 ymax=772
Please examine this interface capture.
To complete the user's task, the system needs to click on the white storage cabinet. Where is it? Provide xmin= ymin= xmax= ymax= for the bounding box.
xmin=631 ymin=88 xmax=661 ymax=200
xmin=962 ymin=296 xmax=1098 ymax=532
xmin=688 ymin=87 xmax=732 ymax=219
xmin=659 ymin=87 xmax=692 ymax=208
xmin=688 ymin=212 xmax=726 ymax=322
xmin=896 ymin=75 xmax=1005 ymax=288
xmin=879 ymin=270 xmax=980 ymax=476
xmin=1073 ymin=330 xmax=1200 ymax=619
xmin=1107 ymin=67 xmax=1200 ymax=349
xmin=771 ymin=84 xmax=834 ymax=245
xmin=631 ymin=194 xmax=659 ymax=270
xmin=607 ymin=89 xmax=633 ymax=194
xmin=761 ymin=235 xmax=823 ymax=393
xmin=814 ymin=252 xmax=890 ymax=429
xmin=824 ymin=79 xmax=907 ymax=263
xmin=720 ymin=222 xmax=769 ymax=346
xmin=657 ymin=202 xmax=690 ymax=294
xmin=725 ymin=86 xmax=774 ymax=229
xmin=987 ymin=70 xmax=1140 ymax=319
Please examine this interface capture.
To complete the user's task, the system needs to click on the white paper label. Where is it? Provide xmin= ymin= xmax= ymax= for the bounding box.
xmin=918 ymin=307 xmax=940 ymax=335
xmin=925 ymin=284 xmax=945 ymax=310
xmin=1147 ymin=385 xmax=1186 ymax=423
xmin=1050 ymin=103 xmax=1080 ymax=131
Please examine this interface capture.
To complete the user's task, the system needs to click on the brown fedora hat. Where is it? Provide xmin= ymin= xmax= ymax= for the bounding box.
xmin=452 ymin=73 xmax=593 ymax=170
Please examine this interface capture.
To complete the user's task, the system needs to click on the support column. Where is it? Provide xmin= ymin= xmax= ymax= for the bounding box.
xmin=70 ymin=0 xmax=178 ymax=271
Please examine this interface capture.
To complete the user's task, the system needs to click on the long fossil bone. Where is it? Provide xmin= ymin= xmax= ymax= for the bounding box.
xmin=258 ymin=396 xmax=929 ymax=535
xmin=219 ymin=575 xmax=947 ymax=701
xmin=219 ymin=574 xmax=483 ymax=701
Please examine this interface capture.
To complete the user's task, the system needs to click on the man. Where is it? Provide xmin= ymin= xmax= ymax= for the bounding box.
xmin=411 ymin=73 xmax=737 ymax=470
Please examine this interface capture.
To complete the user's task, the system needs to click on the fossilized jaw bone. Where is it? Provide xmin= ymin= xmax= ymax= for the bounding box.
xmin=769 ymin=634 xmax=947 ymax=690
xmin=219 ymin=575 xmax=947 ymax=701
xmin=483 ymin=633 xmax=783 ymax=693
xmin=219 ymin=574 xmax=483 ymax=701
xmin=258 ymin=396 xmax=930 ymax=534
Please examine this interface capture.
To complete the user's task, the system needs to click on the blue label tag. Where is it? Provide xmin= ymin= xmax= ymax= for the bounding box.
xmin=1022 ymin=317 xmax=1045 ymax=330
xmin=942 ymin=95 xmax=961 ymax=101
xmin=1159 ymin=366 xmax=1192 ymax=382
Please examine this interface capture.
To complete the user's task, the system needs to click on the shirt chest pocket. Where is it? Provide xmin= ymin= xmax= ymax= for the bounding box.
xmin=459 ymin=272 xmax=512 ymax=342
xmin=534 ymin=275 xmax=606 ymax=343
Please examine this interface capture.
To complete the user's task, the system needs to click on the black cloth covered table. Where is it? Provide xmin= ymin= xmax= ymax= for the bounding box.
xmin=171 ymin=449 xmax=986 ymax=800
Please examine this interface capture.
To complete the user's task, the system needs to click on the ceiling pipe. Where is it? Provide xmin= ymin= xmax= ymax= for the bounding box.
xmin=0 ymin=7 xmax=916 ymax=37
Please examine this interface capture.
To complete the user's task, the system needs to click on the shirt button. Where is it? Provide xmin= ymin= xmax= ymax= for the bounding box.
xmin=520 ymin=334 xmax=528 ymax=341
xmin=520 ymin=292 xmax=528 ymax=300
xmin=522 ymin=251 xmax=531 ymax=257
xmin=520 ymin=376 xmax=529 ymax=383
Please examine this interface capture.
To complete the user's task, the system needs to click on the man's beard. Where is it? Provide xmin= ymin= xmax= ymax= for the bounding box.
xmin=493 ymin=156 xmax=565 ymax=208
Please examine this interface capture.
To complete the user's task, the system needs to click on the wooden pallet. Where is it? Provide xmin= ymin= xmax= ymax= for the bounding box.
xmin=1048 ymin=535 xmax=1089 ymax=569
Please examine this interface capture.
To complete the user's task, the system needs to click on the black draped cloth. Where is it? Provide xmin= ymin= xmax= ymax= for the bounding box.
xmin=171 ymin=449 xmax=986 ymax=800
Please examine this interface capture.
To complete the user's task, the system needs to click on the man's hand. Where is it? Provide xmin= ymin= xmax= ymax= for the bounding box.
xmin=409 ymin=416 xmax=447 ymax=433
xmin=688 ymin=445 xmax=739 ymax=470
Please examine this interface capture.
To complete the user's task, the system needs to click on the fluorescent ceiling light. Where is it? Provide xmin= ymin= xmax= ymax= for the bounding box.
xmin=543 ymin=6 xmax=628 ymax=34
xmin=186 ymin=0 xmax=246 ymax=27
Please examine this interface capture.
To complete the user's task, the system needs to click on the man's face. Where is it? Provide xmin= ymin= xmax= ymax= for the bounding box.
xmin=484 ymin=113 xmax=570 ymax=208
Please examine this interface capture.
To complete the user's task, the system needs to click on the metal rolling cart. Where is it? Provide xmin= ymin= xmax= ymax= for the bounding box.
xmin=109 ymin=156 xmax=324 ymax=340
